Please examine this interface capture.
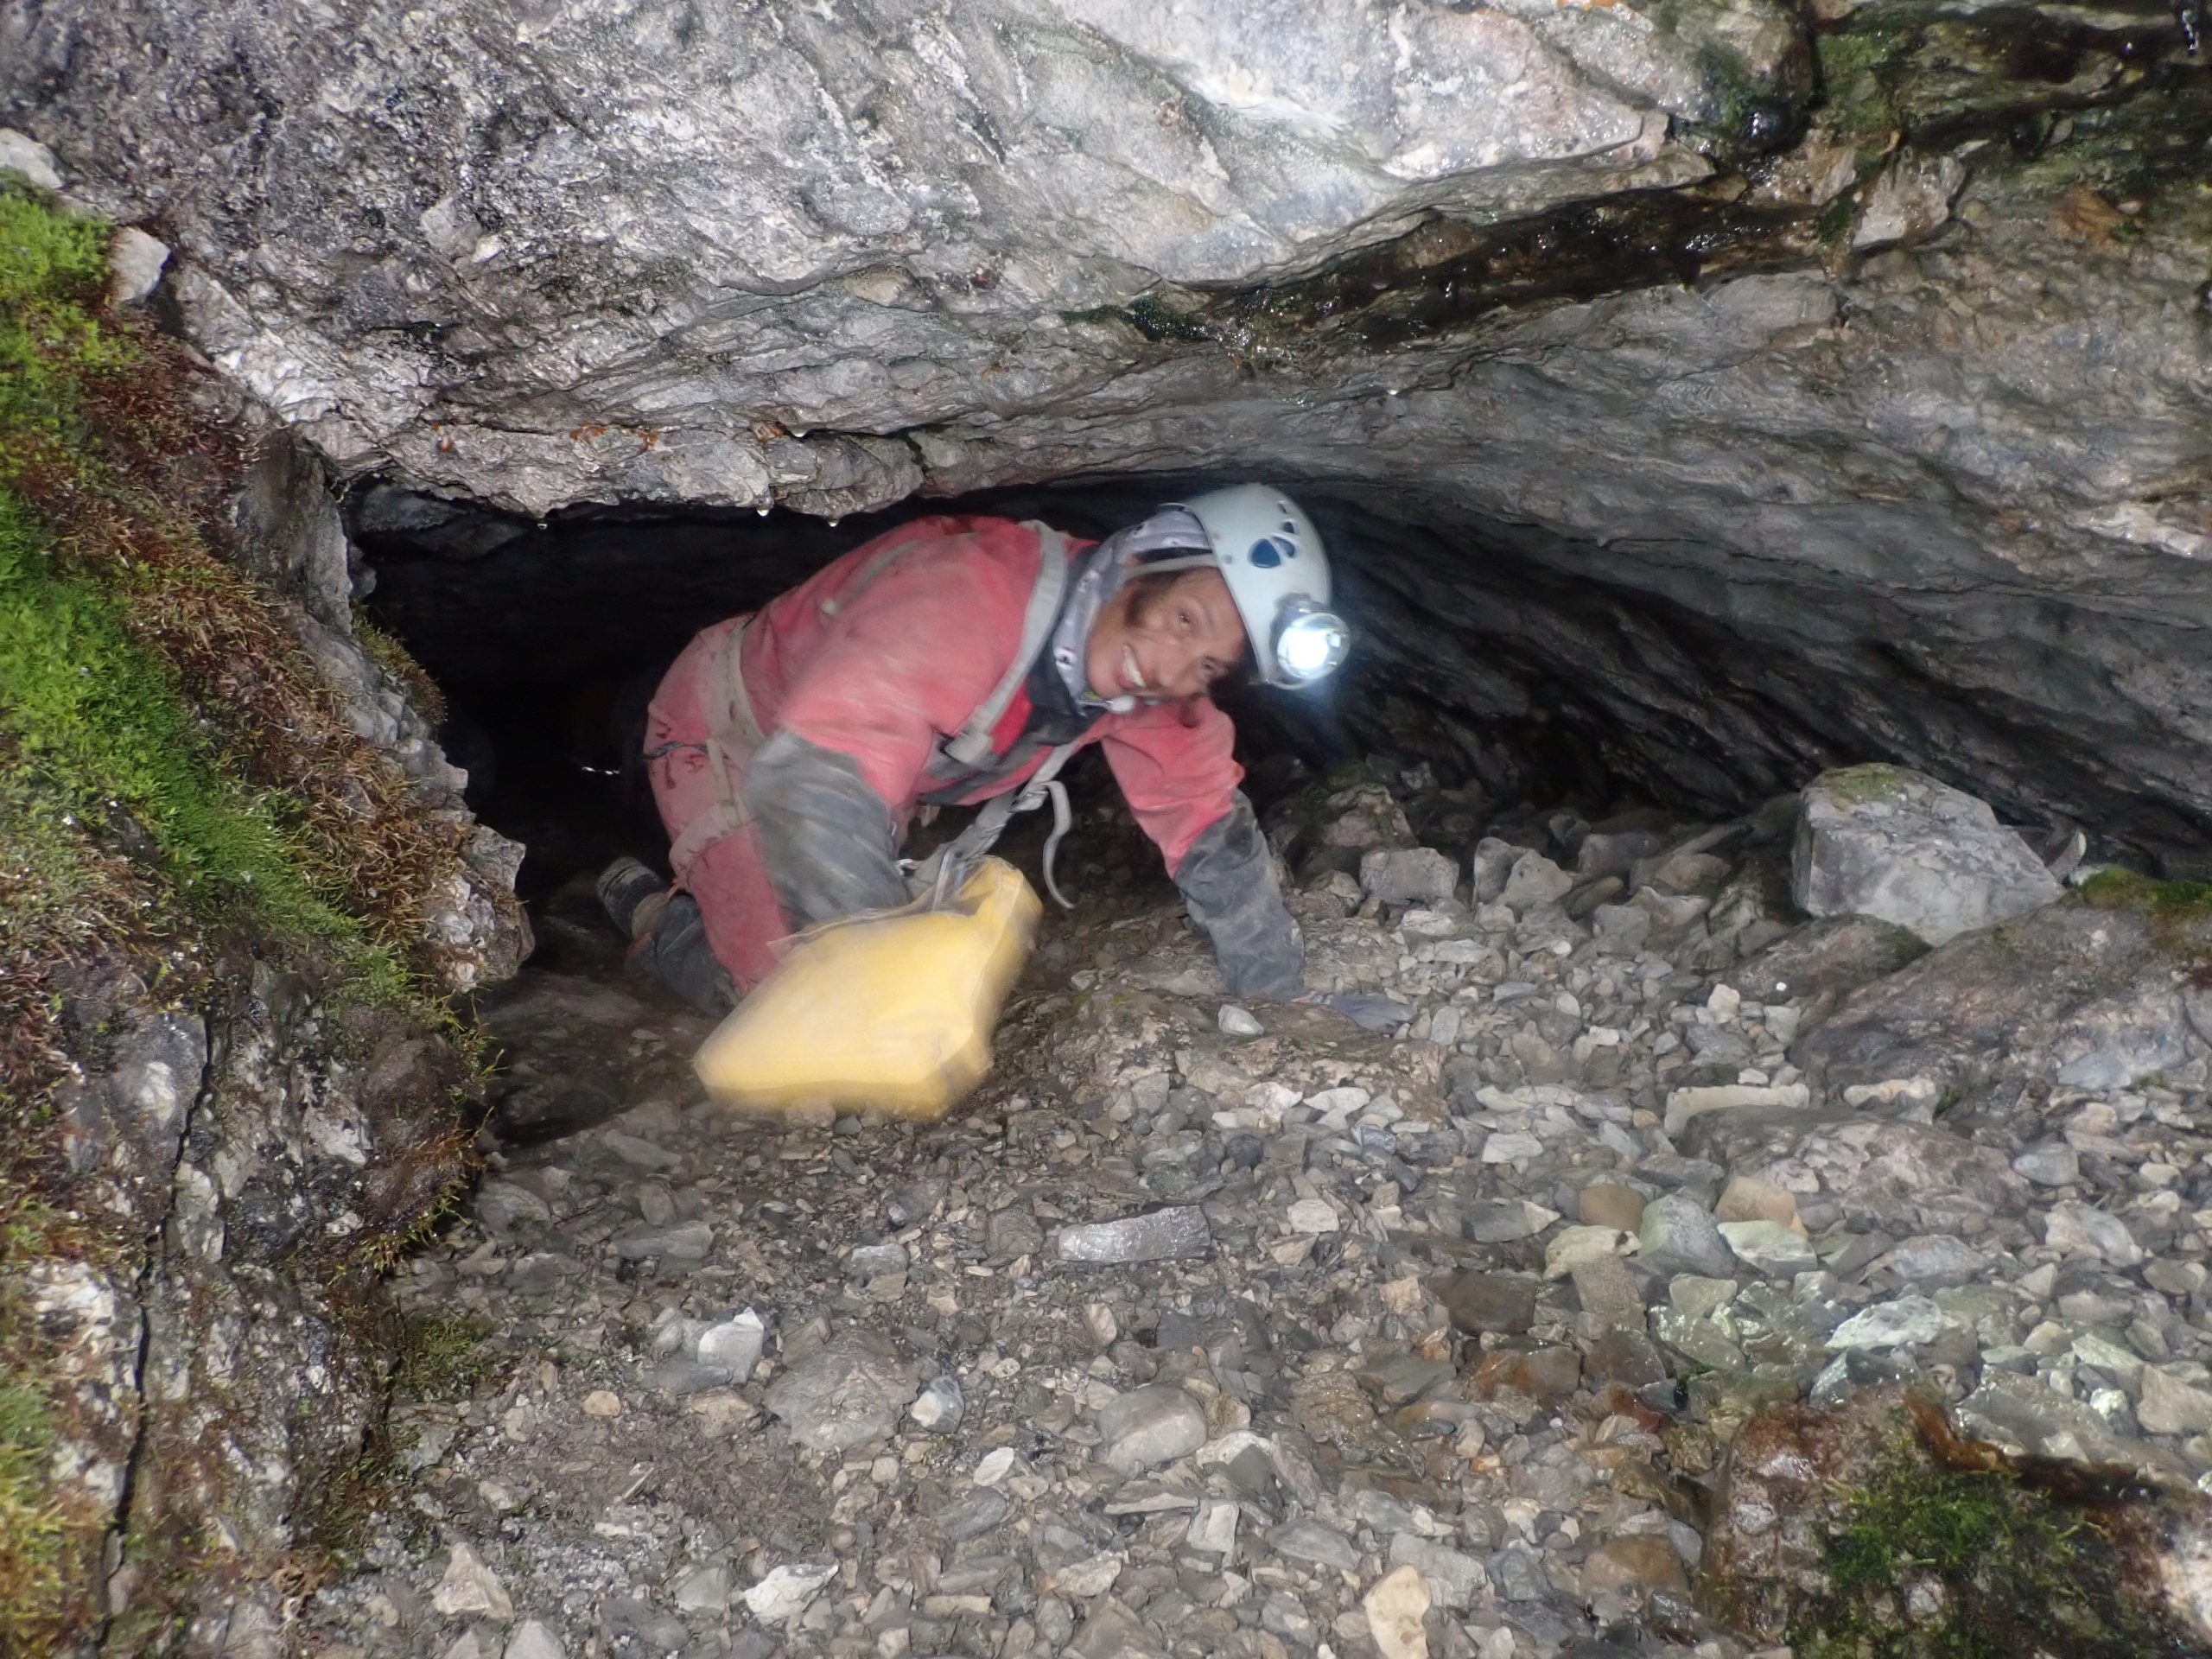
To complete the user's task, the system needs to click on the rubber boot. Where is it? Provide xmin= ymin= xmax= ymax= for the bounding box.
xmin=596 ymin=855 xmax=668 ymax=938
xmin=634 ymin=893 xmax=735 ymax=1014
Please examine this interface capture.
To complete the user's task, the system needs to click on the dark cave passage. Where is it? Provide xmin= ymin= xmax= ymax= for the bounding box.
xmin=353 ymin=472 xmax=2204 ymax=935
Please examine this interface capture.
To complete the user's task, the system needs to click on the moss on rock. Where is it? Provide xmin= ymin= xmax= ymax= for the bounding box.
xmin=0 ymin=177 xmax=509 ymax=1645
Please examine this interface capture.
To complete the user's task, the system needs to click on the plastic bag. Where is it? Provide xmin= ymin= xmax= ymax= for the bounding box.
xmin=693 ymin=855 xmax=1040 ymax=1119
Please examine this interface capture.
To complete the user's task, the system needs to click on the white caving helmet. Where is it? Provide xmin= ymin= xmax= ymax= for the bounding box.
xmin=1140 ymin=483 xmax=1349 ymax=689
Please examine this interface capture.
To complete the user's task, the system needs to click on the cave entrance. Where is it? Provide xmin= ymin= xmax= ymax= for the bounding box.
xmin=352 ymin=477 xmax=1656 ymax=936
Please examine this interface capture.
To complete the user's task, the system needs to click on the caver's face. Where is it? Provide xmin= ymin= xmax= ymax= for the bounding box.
xmin=1084 ymin=569 xmax=1248 ymax=702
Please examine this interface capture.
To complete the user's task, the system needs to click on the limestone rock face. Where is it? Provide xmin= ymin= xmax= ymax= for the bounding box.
xmin=4 ymin=6 xmax=2210 ymax=868
xmin=0 ymin=0 xmax=1795 ymax=516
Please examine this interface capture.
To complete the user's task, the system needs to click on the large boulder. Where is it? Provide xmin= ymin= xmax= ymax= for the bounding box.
xmin=1793 ymin=886 xmax=2212 ymax=1123
xmin=1683 ymin=1112 xmax=2027 ymax=1236
xmin=1791 ymin=765 xmax=2060 ymax=947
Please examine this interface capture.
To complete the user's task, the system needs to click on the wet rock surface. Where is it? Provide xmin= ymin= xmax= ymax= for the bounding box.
xmin=305 ymin=771 xmax=2212 ymax=1657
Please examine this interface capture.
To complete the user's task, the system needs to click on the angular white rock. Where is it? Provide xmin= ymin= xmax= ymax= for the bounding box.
xmin=743 ymin=1562 xmax=838 ymax=1623
xmin=1827 ymin=1295 xmax=1946 ymax=1351
xmin=1543 ymin=1225 xmax=1637 ymax=1281
xmin=432 ymin=1540 xmax=515 ymax=1622
xmin=1363 ymin=1564 xmax=1432 ymax=1659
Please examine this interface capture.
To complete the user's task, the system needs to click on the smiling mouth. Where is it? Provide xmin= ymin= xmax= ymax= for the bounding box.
xmin=1121 ymin=645 xmax=1148 ymax=694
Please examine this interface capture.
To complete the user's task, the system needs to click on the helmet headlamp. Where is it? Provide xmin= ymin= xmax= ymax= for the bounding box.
xmin=1273 ymin=600 xmax=1349 ymax=685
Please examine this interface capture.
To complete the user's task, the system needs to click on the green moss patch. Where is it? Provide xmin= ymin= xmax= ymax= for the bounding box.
xmin=0 ymin=177 xmax=492 ymax=1111
xmin=0 ymin=176 xmax=504 ymax=1638
xmin=1789 ymin=1428 xmax=2202 ymax=1658
xmin=2075 ymin=869 xmax=2212 ymax=925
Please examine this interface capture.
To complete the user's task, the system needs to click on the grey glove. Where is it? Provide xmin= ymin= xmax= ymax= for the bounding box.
xmin=742 ymin=730 xmax=911 ymax=930
xmin=1176 ymin=793 xmax=1305 ymax=1001
xmin=1300 ymin=992 xmax=1414 ymax=1033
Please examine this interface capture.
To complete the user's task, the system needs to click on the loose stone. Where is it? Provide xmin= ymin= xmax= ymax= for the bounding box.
xmin=763 ymin=1331 xmax=918 ymax=1452
xmin=431 ymin=1541 xmax=515 ymax=1621
xmin=1576 ymin=1183 xmax=1646 ymax=1232
xmin=503 ymin=1622 xmax=565 ymax=1659
xmin=1718 ymin=1220 xmax=1817 ymax=1277
xmin=1363 ymin=1564 xmax=1432 ymax=1659
xmin=909 ymin=1375 xmax=965 ymax=1433
xmin=1637 ymin=1195 xmax=1738 ymax=1278
xmin=742 ymin=1562 xmax=837 ymax=1624
xmin=1827 ymin=1296 xmax=1946 ymax=1351
xmin=1096 ymin=1385 xmax=1208 ymax=1473
xmin=1058 ymin=1206 xmax=1212 ymax=1264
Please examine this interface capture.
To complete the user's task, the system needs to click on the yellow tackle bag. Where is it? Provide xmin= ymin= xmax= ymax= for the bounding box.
xmin=692 ymin=856 xmax=1042 ymax=1120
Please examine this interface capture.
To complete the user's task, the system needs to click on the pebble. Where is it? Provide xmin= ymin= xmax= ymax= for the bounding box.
xmin=1058 ymin=1206 xmax=1212 ymax=1263
xmin=1461 ymin=1199 xmax=1560 ymax=1242
xmin=1051 ymin=1552 xmax=1125 ymax=1599
xmin=1499 ymin=852 xmax=1573 ymax=910
xmin=1272 ymin=1519 xmax=1363 ymax=1573
xmin=1480 ymin=1131 xmax=1544 ymax=1165
xmin=1717 ymin=1220 xmax=1817 ymax=1277
xmin=1363 ymin=1564 xmax=1432 ymax=1659
xmin=846 ymin=1242 xmax=909 ymax=1280
xmin=1543 ymin=1225 xmax=1636 ymax=1281
xmin=601 ymin=1129 xmax=683 ymax=1171
xmin=1434 ymin=1271 xmax=1538 ymax=1335
xmin=613 ymin=1220 xmax=713 ymax=1262
xmin=1637 ymin=1196 xmax=1738 ymax=1277
xmin=1662 ymin=1082 xmax=1810 ymax=1136
xmin=934 ymin=1488 xmax=1010 ymax=1540
xmin=2045 ymin=1201 xmax=2145 ymax=1266
xmin=696 ymin=1309 xmax=766 ymax=1376
xmin=503 ymin=1621 xmax=564 ymax=1659
xmin=1576 ymin=1183 xmax=1646 ymax=1232
xmin=431 ymin=1541 xmax=515 ymax=1621
xmin=1186 ymin=1498 xmax=1240 ymax=1554
xmin=1218 ymin=1004 xmax=1265 ymax=1037
xmin=1828 ymin=1296 xmax=1946 ymax=1351
xmin=1287 ymin=1198 xmax=1341 ymax=1234
xmin=1388 ymin=1535 xmax=1489 ymax=1609
xmin=742 ymin=1562 xmax=837 ymax=1624
xmin=1361 ymin=846 xmax=1460 ymax=905
xmin=1714 ymin=1175 xmax=1798 ymax=1228
xmin=972 ymin=1446 xmax=1018 ymax=1487
xmin=2139 ymin=1368 xmax=2212 ymax=1436
xmin=2013 ymin=1141 xmax=2082 ymax=1186
xmin=671 ymin=1565 xmax=730 ymax=1613
xmin=1875 ymin=1235 xmax=1986 ymax=1287
xmin=763 ymin=1331 xmax=918 ymax=1452
xmin=1581 ymin=1535 xmax=1688 ymax=1595
xmin=581 ymin=1390 xmax=623 ymax=1419
xmin=1096 ymin=1385 xmax=1208 ymax=1473
xmin=909 ymin=1375 xmax=965 ymax=1433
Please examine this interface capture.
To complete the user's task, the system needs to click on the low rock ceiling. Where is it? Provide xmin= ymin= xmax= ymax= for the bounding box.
xmin=5 ymin=0 xmax=2209 ymax=863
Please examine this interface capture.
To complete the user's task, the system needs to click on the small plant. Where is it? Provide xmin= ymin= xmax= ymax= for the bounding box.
xmin=0 ymin=1375 xmax=91 ymax=1652
xmin=397 ymin=1310 xmax=499 ymax=1401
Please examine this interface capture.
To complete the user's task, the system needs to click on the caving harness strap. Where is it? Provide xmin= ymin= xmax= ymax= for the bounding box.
xmin=662 ymin=524 xmax=1085 ymax=909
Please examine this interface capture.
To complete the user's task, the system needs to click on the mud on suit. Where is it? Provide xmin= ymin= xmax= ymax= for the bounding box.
xmin=637 ymin=513 xmax=1304 ymax=1007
